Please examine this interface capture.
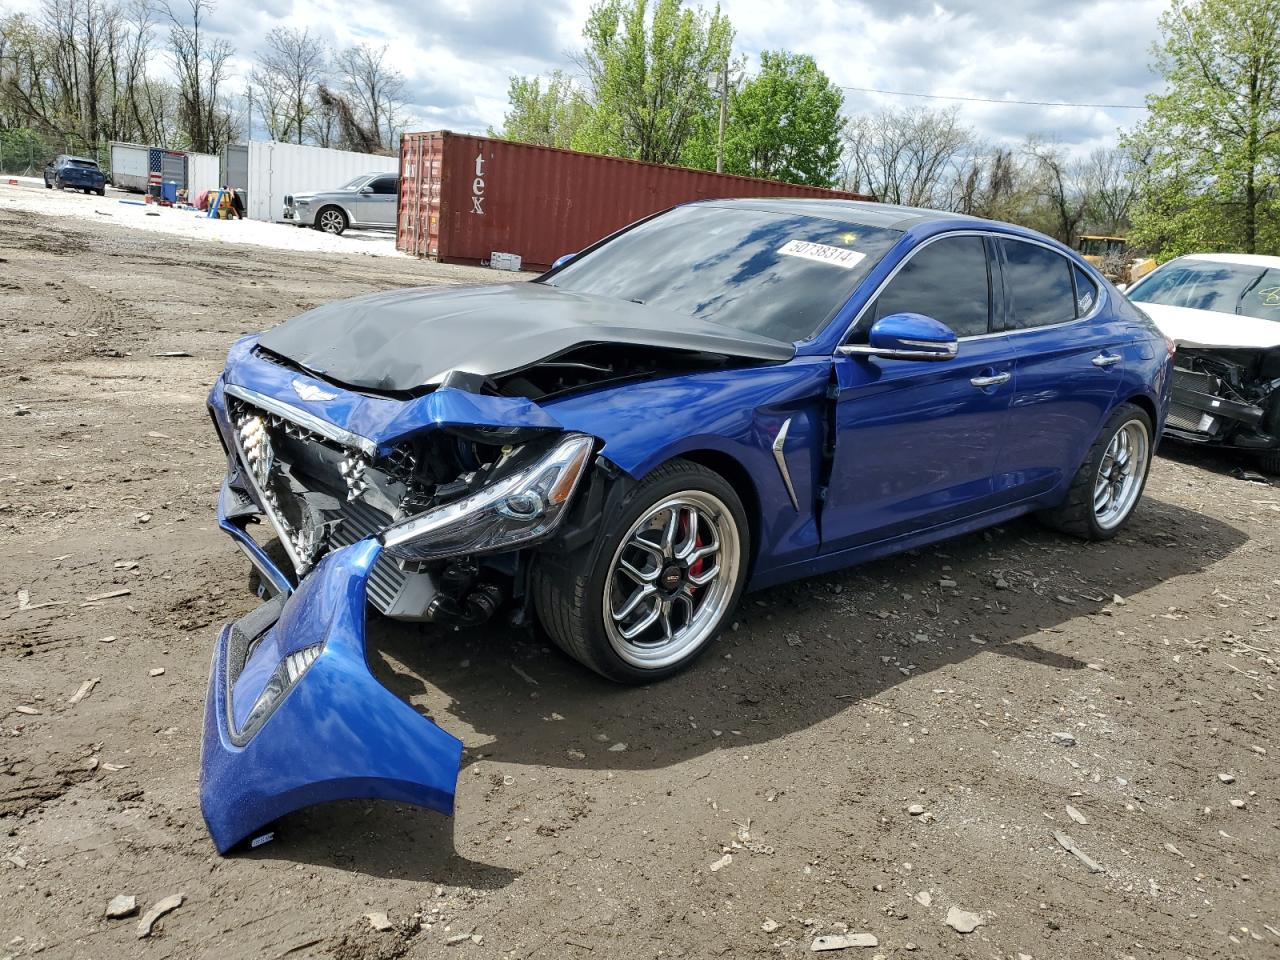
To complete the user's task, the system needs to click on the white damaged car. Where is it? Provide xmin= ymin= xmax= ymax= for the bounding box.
xmin=1125 ymin=253 xmax=1280 ymax=474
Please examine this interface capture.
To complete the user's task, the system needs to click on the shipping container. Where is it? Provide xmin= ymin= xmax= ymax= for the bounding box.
xmin=186 ymin=151 xmax=220 ymax=199
xmin=153 ymin=148 xmax=187 ymax=192
xmin=221 ymin=143 xmax=249 ymax=197
xmin=231 ymin=140 xmax=398 ymax=222
xmin=108 ymin=142 xmax=149 ymax=192
xmin=397 ymin=131 xmax=874 ymax=270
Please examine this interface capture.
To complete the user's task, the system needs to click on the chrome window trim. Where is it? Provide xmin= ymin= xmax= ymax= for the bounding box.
xmin=224 ymin=383 xmax=378 ymax=457
xmin=836 ymin=229 xmax=1106 ymax=350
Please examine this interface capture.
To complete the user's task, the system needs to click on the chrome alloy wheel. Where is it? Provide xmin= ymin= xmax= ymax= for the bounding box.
xmin=318 ymin=208 xmax=345 ymax=233
xmin=603 ymin=491 xmax=740 ymax=670
xmin=1093 ymin=418 xmax=1150 ymax=530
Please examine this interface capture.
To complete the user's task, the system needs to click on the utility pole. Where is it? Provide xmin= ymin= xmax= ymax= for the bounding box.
xmin=716 ymin=54 xmax=728 ymax=174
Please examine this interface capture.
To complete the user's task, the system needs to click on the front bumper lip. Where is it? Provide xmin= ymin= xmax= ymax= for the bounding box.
xmin=200 ymin=537 xmax=464 ymax=854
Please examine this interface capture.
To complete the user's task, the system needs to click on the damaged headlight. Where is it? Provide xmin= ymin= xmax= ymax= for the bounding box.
xmin=380 ymin=433 xmax=594 ymax=563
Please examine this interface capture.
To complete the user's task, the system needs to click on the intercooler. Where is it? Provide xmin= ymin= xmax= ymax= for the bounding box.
xmin=225 ymin=392 xmax=413 ymax=615
xmin=1167 ymin=367 xmax=1220 ymax=435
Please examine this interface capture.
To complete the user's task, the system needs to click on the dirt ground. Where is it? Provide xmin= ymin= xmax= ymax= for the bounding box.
xmin=1 ymin=207 xmax=1277 ymax=960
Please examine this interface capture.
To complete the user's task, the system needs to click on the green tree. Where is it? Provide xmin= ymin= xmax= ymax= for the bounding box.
xmin=1123 ymin=0 xmax=1280 ymax=257
xmin=492 ymin=70 xmax=588 ymax=149
xmin=713 ymin=51 xmax=844 ymax=186
xmin=572 ymin=0 xmax=733 ymax=165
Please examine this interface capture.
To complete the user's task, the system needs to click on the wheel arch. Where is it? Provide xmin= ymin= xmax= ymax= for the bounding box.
xmin=1122 ymin=391 xmax=1157 ymax=430
xmin=661 ymin=447 xmax=763 ymax=577
xmin=315 ymin=203 xmax=350 ymax=227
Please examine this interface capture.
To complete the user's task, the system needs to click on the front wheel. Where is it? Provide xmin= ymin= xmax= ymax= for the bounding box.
xmin=1038 ymin=402 xmax=1153 ymax=540
xmin=315 ymin=206 xmax=347 ymax=235
xmin=532 ymin=459 xmax=749 ymax=683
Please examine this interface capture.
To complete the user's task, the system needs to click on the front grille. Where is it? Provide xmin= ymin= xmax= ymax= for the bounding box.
xmin=226 ymin=394 xmax=409 ymax=614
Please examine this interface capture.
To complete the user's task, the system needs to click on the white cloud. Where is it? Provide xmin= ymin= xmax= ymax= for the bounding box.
xmin=2 ymin=0 xmax=1167 ymax=149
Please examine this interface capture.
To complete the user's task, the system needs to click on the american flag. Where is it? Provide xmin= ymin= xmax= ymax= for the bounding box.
xmin=147 ymin=148 xmax=165 ymax=186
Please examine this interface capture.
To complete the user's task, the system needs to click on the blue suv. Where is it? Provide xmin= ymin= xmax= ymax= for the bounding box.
xmin=44 ymin=155 xmax=106 ymax=195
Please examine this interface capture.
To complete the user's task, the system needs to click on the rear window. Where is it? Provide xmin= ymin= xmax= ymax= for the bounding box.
xmin=67 ymin=159 xmax=100 ymax=169
xmin=543 ymin=204 xmax=903 ymax=342
xmin=999 ymin=239 xmax=1076 ymax=329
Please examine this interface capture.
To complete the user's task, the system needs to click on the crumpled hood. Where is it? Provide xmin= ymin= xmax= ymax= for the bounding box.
xmin=1137 ymin=301 xmax=1280 ymax=350
xmin=256 ymin=282 xmax=795 ymax=392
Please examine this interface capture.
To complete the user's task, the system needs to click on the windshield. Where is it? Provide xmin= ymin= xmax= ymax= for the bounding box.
xmin=338 ymin=175 xmax=369 ymax=191
xmin=541 ymin=203 xmax=903 ymax=342
xmin=1128 ymin=258 xmax=1280 ymax=323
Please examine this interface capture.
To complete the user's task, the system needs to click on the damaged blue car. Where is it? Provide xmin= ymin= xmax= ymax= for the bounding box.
xmin=202 ymin=199 xmax=1172 ymax=852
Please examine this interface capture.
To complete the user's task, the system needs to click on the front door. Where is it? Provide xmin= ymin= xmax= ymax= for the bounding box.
xmin=822 ymin=233 xmax=1017 ymax=553
xmin=361 ymin=174 xmax=399 ymax=226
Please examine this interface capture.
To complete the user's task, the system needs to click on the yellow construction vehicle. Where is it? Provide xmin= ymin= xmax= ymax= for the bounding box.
xmin=1076 ymin=235 xmax=1157 ymax=286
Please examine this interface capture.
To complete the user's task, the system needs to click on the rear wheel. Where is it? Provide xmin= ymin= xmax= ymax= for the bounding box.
xmin=315 ymin=206 xmax=347 ymax=235
xmin=533 ymin=459 xmax=749 ymax=683
xmin=1258 ymin=449 xmax=1280 ymax=476
xmin=1038 ymin=402 xmax=1153 ymax=540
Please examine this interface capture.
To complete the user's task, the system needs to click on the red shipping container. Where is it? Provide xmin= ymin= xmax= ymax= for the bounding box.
xmin=397 ymin=131 xmax=873 ymax=270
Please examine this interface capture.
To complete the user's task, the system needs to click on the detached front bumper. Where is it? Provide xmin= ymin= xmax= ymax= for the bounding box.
xmin=200 ymin=536 xmax=463 ymax=854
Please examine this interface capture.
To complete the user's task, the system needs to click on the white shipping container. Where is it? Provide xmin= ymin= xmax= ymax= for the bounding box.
xmin=241 ymin=141 xmax=398 ymax=222
xmin=109 ymin=142 xmax=150 ymax=192
xmin=186 ymin=152 xmax=221 ymax=199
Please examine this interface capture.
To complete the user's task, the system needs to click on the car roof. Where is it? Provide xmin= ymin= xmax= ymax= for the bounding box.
xmin=694 ymin=197 xmax=977 ymax=231
xmin=1173 ymin=252 xmax=1280 ymax=269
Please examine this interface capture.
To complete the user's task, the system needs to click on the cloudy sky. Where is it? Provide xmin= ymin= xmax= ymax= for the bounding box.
xmin=17 ymin=0 xmax=1173 ymax=152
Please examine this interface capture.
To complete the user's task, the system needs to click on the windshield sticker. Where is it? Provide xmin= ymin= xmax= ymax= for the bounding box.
xmin=777 ymin=239 xmax=866 ymax=270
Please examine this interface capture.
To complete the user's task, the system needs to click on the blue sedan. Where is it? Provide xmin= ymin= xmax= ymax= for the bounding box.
xmin=201 ymin=200 xmax=1172 ymax=852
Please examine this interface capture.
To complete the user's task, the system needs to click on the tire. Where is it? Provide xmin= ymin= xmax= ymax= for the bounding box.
xmin=1038 ymin=402 xmax=1154 ymax=540
xmin=44 ymin=177 xmax=51 ymax=190
xmin=1257 ymin=449 xmax=1280 ymax=476
xmin=315 ymin=206 xmax=347 ymax=235
xmin=96 ymin=186 xmax=105 ymax=196
xmin=532 ymin=459 xmax=750 ymax=683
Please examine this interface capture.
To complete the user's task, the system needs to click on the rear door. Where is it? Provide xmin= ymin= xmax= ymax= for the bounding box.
xmin=991 ymin=238 xmax=1126 ymax=500
xmin=821 ymin=233 xmax=1018 ymax=553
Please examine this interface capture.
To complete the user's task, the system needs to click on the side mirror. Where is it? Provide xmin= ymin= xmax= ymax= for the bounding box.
xmin=357 ymin=186 xmax=373 ymax=195
xmin=551 ymin=252 xmax=576 ymax=270
xmin=840 ymin=312 xmax=958 ymax=362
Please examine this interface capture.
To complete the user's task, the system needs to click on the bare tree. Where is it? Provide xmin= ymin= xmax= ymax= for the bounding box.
xmin=164 ymin=0 xmax=234 ymax=152
xmin=842 ymin=106 xmax=974 ymax=207
xmin=333 ymin=43 xmax=405 ymax=151
xmin=250 ymin=26 xmax=324 ymax=144
xmin=1080 ymin=145 xmax=1141 ymax=236
xmin=1024 ymin=138 xmax=1088 ymax=245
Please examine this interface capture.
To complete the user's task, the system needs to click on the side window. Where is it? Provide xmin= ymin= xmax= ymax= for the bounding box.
xmin=865 ymin=235 xmax=991 ymax=338
xmin=372 ymin=176 xmax=398 ymax=196
xmin=998 ymin=239 xmax=1076 ymax=329
xmin=1072 ymin=264 xmax=1099 ymax=317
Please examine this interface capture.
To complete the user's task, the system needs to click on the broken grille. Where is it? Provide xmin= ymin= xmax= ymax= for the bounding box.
xmin=225 ymin=394 xmax=409 ymax=613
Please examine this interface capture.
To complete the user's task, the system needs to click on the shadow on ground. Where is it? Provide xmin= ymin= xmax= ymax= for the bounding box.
xmin=268 ymin=493 xmax=1247 ymax=882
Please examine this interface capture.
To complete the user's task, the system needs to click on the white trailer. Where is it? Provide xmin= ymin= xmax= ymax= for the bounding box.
xmin=237 ymin=141 xmax=398 ymax=222
xmin=108 ymin=142 xmax=150 ymax=192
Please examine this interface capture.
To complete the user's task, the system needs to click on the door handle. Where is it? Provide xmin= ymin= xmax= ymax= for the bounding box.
xmin=1091 ymin=353 xmax=1121 ymax=368
xmin=970 ymin=372 xmax=1011 ymax=388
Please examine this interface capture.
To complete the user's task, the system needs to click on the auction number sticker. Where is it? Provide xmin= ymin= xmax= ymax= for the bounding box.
xmin=777 ymin=239 xmax=866 ymax=269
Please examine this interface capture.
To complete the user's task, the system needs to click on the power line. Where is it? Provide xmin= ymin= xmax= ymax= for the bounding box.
xmin=836 ymin=83 xmax=1147 ymax=110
